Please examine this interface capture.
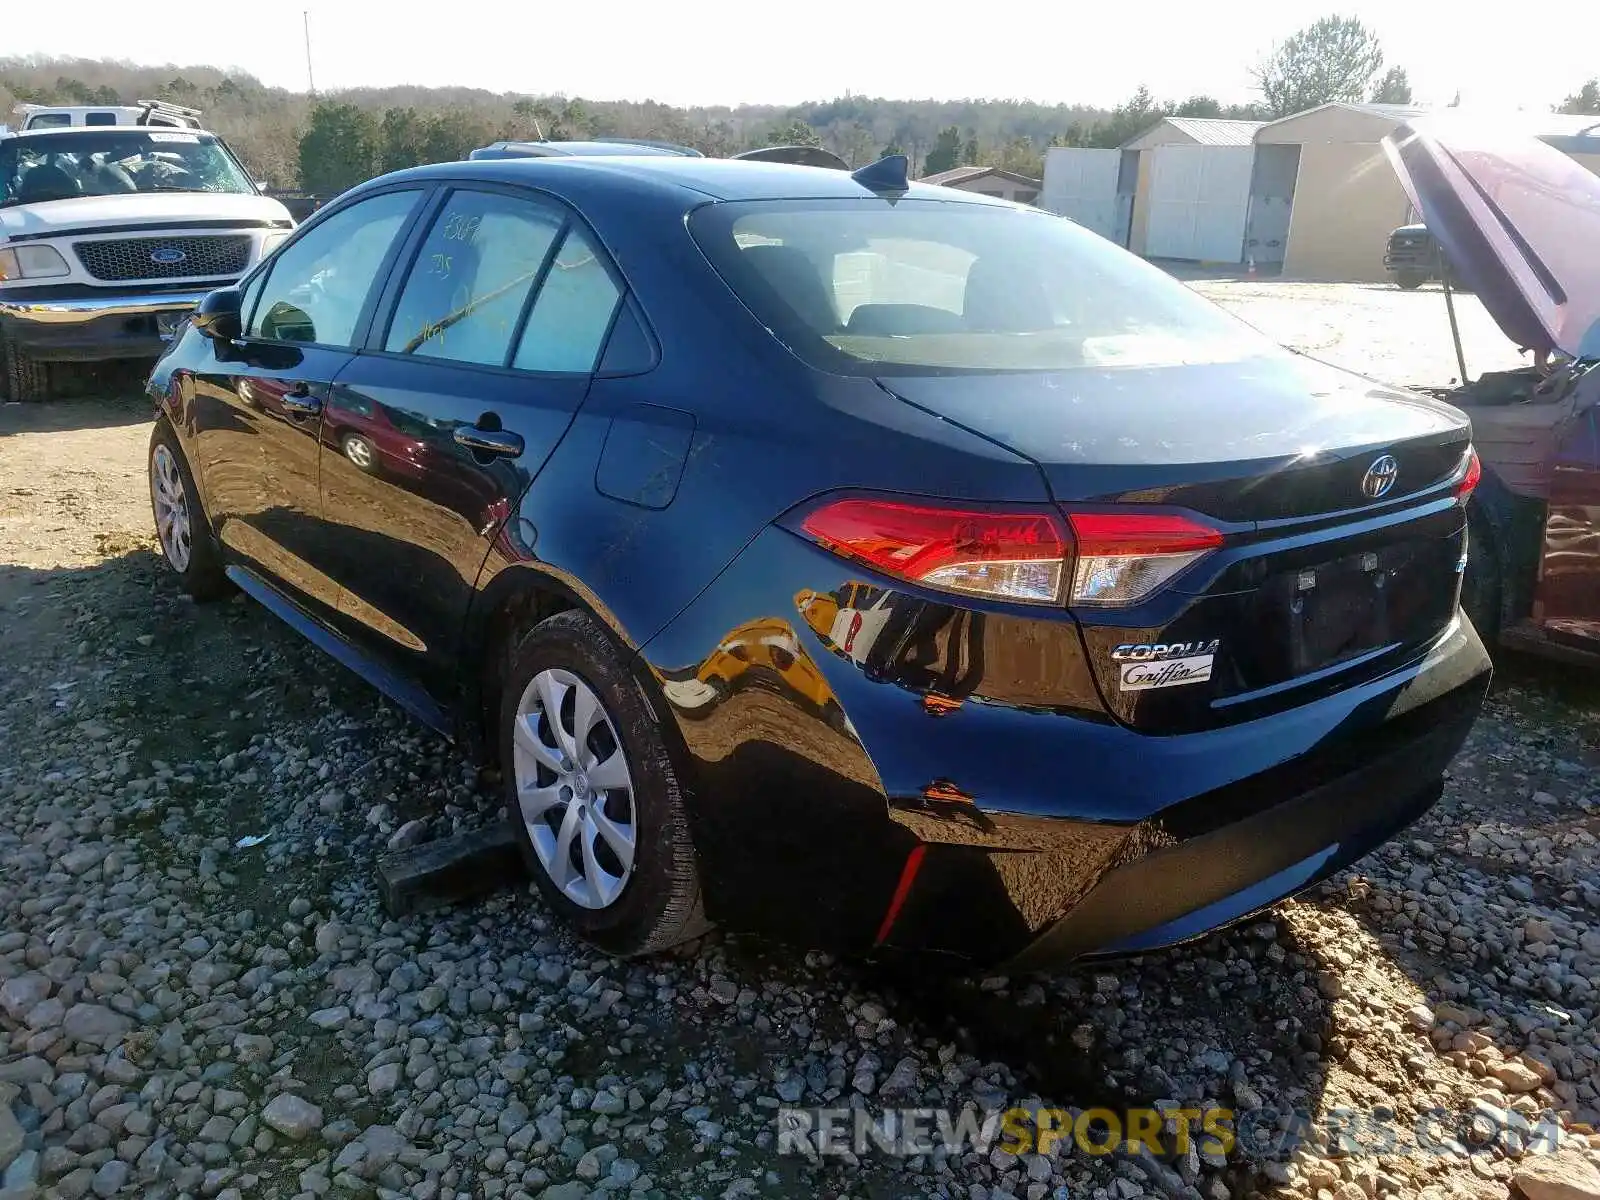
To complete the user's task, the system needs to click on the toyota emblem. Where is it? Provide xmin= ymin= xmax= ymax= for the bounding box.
xmin=1361 ymin=454 xmax=1399 ymax=499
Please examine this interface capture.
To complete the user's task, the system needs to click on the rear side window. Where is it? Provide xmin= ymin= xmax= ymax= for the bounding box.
xmin=384 ymin=190 xmax=563 ymax=367
xmin=690 ymin=199 xmax=1278 ymax=375
xmin=513 ymin=228 xmax=622 ymax=373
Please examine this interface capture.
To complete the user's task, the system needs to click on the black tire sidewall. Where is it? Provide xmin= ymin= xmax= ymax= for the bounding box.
xmin=499 ymin=610 xmax=699 ymax=955
xmin=148 ymin=420 xmax=229 ymax=601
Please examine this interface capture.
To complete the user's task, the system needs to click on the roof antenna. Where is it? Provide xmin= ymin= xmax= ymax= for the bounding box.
xmin=851 ymin=153 xmax=910 ymax=195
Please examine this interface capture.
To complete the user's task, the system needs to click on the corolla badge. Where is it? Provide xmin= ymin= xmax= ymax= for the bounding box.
xmin=1112 ymin=639 xmax=1219 ymax=692
xmin=1361 ymin=454 xmax=1399 ymax=499
xmin=150 ymin=246 xmax=187 ymax=266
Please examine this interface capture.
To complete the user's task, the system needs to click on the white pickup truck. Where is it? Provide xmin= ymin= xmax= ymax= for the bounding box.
xmin=0 ymin=108 xmax=294 ymax=401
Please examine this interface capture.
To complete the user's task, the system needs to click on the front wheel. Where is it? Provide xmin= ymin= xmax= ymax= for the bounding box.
xmin=342 ymin=433 xmax=377 ymax=473
xmin=0 ymin=333 xmax=54 ymax=403
xmin=499 ymin=610 xmax=710 ymax=956
xmin=149 ymin=420 xmax=231 ymax=602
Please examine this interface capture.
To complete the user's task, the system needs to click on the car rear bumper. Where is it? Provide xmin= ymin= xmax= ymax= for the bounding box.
xmin=0 ymin=285 xmax=213 ymax=362
xmin=639 ymin=529 xmax=1493 ymax=965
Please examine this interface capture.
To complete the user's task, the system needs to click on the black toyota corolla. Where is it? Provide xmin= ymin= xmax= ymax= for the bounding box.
xmin=145 ymin=153 xmax=1491 ymax=966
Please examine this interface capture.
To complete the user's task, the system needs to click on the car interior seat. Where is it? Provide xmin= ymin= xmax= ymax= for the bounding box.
xmin=740 ymin=244 xmax=839 ymax=333
xmin=16 ymin=163 xmax=83 ymax=205
xmin=962 ymin=256 xmax=1053 ymax=332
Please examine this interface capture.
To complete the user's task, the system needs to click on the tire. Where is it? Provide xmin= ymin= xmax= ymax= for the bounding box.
xmin=148 ymin=419 xmax=232 ymax=602
xmin=342 ymin=434 xmax=378 ymax=474
xmin=500 ymin=610 xmax=710 ymax=956
xmin=1 ymin=333 xmax=55 ymax=403
xmin=1460 ymin=504 xmax=1504 ymax=645
xmin=1395 ymin=272 xmax=1427 ymax=291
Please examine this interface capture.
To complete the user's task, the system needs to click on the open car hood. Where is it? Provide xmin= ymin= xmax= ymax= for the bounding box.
xmin=1383 ymin=114 xmax=1600 ymax=359
xmin=729 ymin=145 xmax=849 ymax=170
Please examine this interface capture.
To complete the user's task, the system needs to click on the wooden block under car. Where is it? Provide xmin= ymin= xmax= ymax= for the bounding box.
xmin=375 ymin=824 xmax=525 ymax=917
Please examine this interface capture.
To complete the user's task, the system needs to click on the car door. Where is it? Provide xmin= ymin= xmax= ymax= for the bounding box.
xmin=319 ymin=184 xmax=625 ymax=701
xmin=1534 ymin=383 xmax=1600 ymax=646
xmin=186 ymin=186 xmax=427 ymax=617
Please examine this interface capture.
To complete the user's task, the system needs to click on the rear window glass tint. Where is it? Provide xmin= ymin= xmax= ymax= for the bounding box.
xmin=692 ymin=199 xmax=1277 ymax=375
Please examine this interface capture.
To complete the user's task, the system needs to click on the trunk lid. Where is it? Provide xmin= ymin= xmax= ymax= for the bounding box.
xmin=878 ymin=355 xmax=1474 ymax=732
xmin=1382 ymin=114 xmax=1600 ymax=360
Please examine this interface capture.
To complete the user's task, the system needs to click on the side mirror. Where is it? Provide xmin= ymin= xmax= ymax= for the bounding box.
xmin=191 ymin=287 xmax=242 ymax=341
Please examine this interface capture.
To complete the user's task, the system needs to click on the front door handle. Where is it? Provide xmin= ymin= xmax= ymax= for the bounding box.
xmin=455 ymin=425 xmax=524 ymax=458
xmin=281 ymin=384 xmax=323 ymax=416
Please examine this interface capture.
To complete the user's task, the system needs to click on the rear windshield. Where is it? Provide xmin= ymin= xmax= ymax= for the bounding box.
xmin=689 ymin=198 xmax=1279 ymax=375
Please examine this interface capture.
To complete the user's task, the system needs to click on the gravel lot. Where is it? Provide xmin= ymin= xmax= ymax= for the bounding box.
xmin=2 ymin=282 xmax=1599 ymax=1200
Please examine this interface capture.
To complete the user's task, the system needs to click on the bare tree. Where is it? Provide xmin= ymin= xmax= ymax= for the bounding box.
xmin=1252 ymin=15 xmax=1385 ymax=118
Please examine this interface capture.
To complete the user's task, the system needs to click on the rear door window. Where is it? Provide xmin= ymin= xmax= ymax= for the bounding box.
xmin=383 ymin=190 xmax=564 ymax=367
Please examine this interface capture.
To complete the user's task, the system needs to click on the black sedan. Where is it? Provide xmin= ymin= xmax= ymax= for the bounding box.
xmin=146 ymin=152 xmax=1491 ymax=966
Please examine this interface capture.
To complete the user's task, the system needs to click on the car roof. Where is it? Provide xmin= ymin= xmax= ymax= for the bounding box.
xmin=371 ymin=155 xmax=1017 ymax=208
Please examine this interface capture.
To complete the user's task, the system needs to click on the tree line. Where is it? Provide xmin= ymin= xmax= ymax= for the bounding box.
xmin=3 ymin=24 xmax=1595 ymax=198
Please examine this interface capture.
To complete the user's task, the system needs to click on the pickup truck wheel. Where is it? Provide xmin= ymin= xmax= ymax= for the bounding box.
xmin=149 ymin=420 xmax=232 ymax=602
xmin=1 ymin=334 xmax=55 ymax=403
xmin=501 ymin=610 xmax=711 ymax=957
xmin=1395 ymin=272 xmax=1428 ymax=291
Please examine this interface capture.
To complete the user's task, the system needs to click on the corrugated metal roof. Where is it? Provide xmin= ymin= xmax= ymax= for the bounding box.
xmin=1335 ymin=101 xmax=1431 ymax=120
xmin=1258 ymin=101 xmax=1430 ymax=132
xmin=1162 ymin=118 xmax=1265 ymax=145
xmin=1121 ymin=117 xmax=1265 ymax=150
xmin=920 ymin=166 xmax=1041 ymax=187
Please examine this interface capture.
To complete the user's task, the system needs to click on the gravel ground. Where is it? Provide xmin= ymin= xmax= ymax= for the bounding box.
xmin=2 ymin=284 xmax=1599 ymax=1200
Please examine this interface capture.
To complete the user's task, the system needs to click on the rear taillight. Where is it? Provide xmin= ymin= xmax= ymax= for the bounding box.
xmin=1066 ymin=511 xmax=1223 ymax=607
xmin=792 ymin=496 xmax=1223 ymax=608
xmin=1455 ymin=448 xmax=1481 ymax=505
xmin=798 ymin=498 xmax=1069 ymax=604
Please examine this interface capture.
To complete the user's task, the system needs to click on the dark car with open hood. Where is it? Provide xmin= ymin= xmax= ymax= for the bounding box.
xmin=1384 ymin=114 xmax=1600 ymax=665
xmin=143 ymin=148 xmax=1490 ymax=967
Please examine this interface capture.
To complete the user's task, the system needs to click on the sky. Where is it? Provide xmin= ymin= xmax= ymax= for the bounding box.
xmin=10 ymin=0 xmax=1598 ymax=114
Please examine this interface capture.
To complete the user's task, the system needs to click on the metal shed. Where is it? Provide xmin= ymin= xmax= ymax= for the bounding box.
xmin=1120 ymin=118 xmax=1264 ymax=262
xmin=1253 ymin=102 xmax=1426 ymax=282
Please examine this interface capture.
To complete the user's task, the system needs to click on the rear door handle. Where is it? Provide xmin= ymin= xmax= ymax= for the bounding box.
xmin=281 ymin=384 xmax=323 ymax=416
xmin=455 ymin=425 xmax=524 ymax=458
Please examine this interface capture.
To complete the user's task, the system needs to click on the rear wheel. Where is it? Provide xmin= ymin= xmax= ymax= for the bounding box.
xmin=1395 ymin=272 xmax=1428 ymax=291
xmin=148 ymin=420 xmax=231 ymax=602
xmin=0 ymin=333 xmax=54 ymax=403
xmin=500 ymin=610 xmax=710 ymax=956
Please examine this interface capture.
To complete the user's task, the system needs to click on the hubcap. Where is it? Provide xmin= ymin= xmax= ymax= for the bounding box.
xmin=150 ymin=444 xmax=193 ymax=572
xmin=346 ymin=438 xmax=372 ymax=468
xmin=511 ymin=668 xmax=637 ymax=910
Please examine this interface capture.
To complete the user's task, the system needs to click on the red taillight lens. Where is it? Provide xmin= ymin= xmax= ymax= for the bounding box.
xmin=798 ymin=498 xmax=1069 ymax=604
xmin=1066 ymin=511 xmax=1223 ymax=606
xmin=1455 ymin=448 xmax=1482 ymax=505
xmin=793 ymin=496 xmax=1224 ymax=608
